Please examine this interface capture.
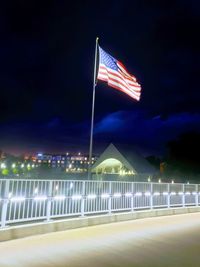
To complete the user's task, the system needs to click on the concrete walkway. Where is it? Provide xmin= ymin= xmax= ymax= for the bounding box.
xmin=1 ymin=212 xmax=200 ymax=267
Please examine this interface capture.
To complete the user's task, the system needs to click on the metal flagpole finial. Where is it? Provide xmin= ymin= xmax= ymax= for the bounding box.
xmin=96 ymin=37 xmax=99 ymax=42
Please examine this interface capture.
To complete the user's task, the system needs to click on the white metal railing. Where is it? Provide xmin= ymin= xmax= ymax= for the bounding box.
xmin=0 ymin=179 xmax=199 ymax=228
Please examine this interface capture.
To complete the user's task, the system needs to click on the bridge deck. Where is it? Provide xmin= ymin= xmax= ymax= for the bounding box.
xmin=0 ymin=213 xmax=200 ymax=267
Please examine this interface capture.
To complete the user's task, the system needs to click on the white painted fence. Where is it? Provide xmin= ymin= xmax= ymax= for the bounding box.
xmin=0 ymin=179 xmax=199 ymax=228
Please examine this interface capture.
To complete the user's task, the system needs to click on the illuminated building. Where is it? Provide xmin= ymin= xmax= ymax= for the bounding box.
xmin=35 ymin=153 xmax=97 ymax=173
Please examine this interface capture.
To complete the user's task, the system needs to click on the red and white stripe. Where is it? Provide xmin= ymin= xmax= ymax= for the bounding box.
xmin=97 ymin=63 xmax=141 ymax=101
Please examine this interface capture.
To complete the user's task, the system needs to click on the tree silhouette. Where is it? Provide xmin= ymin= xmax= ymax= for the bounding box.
xmin=166 ymin=131 xmax=200 ymax=181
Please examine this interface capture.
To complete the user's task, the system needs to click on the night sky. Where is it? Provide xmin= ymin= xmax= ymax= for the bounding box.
xmin=0 ymin=0 xmax=200 ymax=156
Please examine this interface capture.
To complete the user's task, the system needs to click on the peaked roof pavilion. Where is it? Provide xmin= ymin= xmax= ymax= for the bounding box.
xmin=91 ymin=143 xmax=156 ymax=175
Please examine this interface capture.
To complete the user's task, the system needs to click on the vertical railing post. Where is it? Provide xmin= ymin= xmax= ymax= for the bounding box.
xmin=46 ymin=180 xmax=53 ymax=221
xmin=1 ymin=179 xmax=10 ymax=228
xmin=108 ymin=181 xmax=112 ymax=215
xmin=195 ymin=184 xmax=198 ymax=206
xmin=167 ymin=183 xmax=170 ymax=208
xmin=182 ymin=184 xmax=185 ymax=207
xmin=131 ymin=182 xmax=134 ymax=212
xmin=81 ymin=181 xmax=85 ymax=217
xmin=150 ymin=183 xmax=153 ymax=209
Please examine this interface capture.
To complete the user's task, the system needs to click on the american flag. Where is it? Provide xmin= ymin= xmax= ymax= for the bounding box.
xmin=97 ymin=46 xmax=141 ymax=101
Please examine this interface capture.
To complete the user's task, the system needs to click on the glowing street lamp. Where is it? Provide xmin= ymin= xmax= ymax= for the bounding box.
xmin=0 ymin=163 xmax=6 ymax=169
xmin=12 ymin=163 xmax=16 ymax=168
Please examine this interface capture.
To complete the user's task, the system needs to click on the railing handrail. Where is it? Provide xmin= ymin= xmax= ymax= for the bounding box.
xmin=0 ymin=178 xmax=199 ymax=228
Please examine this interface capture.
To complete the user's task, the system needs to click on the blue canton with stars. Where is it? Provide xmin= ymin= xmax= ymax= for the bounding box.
xmin=99 ymin=46 xmax=118 ymax=71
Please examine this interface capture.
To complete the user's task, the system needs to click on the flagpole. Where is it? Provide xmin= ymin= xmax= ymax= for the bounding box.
xmin=88 ymin=37 xmax=99 ymax=180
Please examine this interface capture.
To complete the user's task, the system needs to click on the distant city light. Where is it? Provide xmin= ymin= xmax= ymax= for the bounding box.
xmin=0 ymin=163 xmax=6 ymax=169
xmin=0 ymin=151 xmax=96 ymax=174
xmin=12 ymin=163 xmax=16 ymax=168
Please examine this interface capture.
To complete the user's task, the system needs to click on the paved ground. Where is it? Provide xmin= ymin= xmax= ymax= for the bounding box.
xmin=1 ymin=212 xmax=200 ymax=267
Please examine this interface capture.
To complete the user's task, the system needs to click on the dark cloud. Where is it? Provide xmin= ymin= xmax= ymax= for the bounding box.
xmin=94 ymin=111 xmax=200 ymax=155
xmin=1 ymin=110 xmax=200 ymax=156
